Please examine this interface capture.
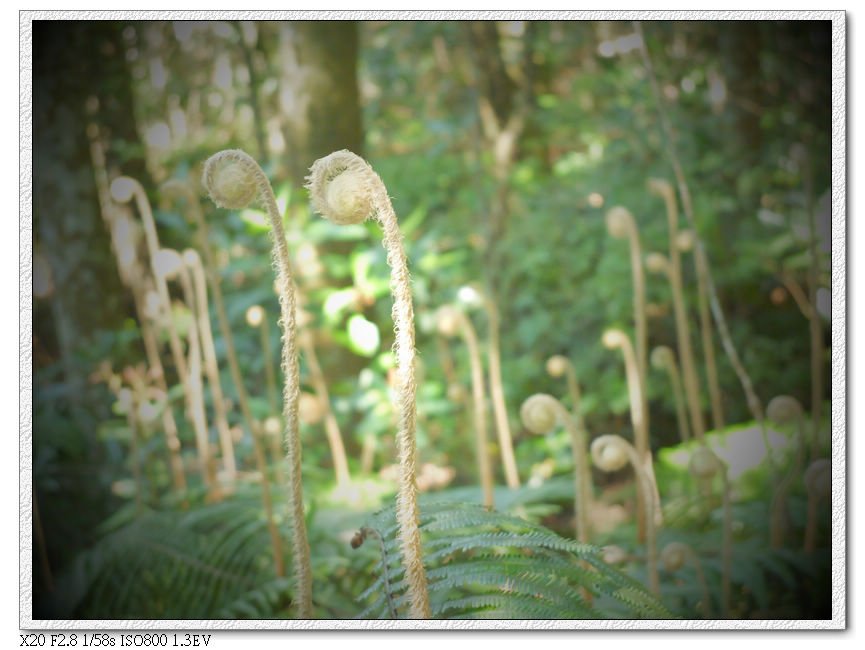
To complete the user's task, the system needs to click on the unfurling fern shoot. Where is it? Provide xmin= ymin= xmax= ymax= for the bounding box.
xmin=88 ymin=128 xmax=185 ymax=492
xmin=647 ymin=177 xmax=707 ymax=442
xmin=306 ymin=150 xmax=430 ymax=619
xmin=606 ymin=207 xmax=649 ymax=429
xmin=660 ymin=541 xmax=713 ymax=617
xmin=651 ymin=346 xmax=690 ymax=443
xmin=602 ymin=328 xmax=655 ymax=542
xmin=152 ymin=248 xmax=218 ymax=498
xmin=602 ymin=329 xmax=649 ymax=462
xmin=766 ymin=395 xmax=806 ymax=548
xmin=677 ymin=229 xmax=725 ymax=431
xmin=688 ymin=446 xmax=731 ymax=617
xmin=521 ymin=394 xmax=592 ymax=544
xmin=203 ymin=149 xmax=307 ymax=615
xmin=590 ymin=434 xmax=659 ymax=595
xmin=184 ymin=248 xmax=237 ymax=487
xmin=111 ymin=177 xmax=190 ymax=388
xmin=162 ymin=178 xmax=263 ymax=474
xmin=546 ymin=355 xmax=586 ymax=429
xmin=477 ymin=289 xmax=521 ymax=489
xmin=438 ymin=305 xmax=494 ymax=508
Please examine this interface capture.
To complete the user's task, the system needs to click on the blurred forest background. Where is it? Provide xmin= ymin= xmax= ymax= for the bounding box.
xmin=31 ymin=19 xmax=833 ymax=621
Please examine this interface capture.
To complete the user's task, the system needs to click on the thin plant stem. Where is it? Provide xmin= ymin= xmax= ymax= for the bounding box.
xmin=634 ymin=21 xmax=772 ymax=464
xmin=87 ymin=126 xmax=186 ymax=493
xmin=307 ymin=150 xmax=430 ymax=618
xmin=646 ymin=183 xmax=706 ymax=441
xmin=185 ymin=249 xmax=237 ymax=486
xmin=652 ymin=347 xmax=691 ymax=443
xmin=591 ymin=435 xmax=659 ymax=595
xmin=203 ymin=150 xmax=304 ymax=609
xmin=299 ymin=330 xmax=351 ymax=487
xmin=482 ymin=293 xmax=521 ymax=489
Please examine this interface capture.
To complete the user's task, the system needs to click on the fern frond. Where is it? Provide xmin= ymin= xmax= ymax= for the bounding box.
xmin=355 ymin=501 xmax=673 ymax=620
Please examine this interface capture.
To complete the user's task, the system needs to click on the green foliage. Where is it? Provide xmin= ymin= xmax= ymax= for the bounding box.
xmin=355 ymin=501 xmax=673 ymax=619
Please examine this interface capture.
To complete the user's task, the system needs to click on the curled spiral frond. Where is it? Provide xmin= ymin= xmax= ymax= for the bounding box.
xmin=650 ymin=346 xmax=675 ymax=370
xmin=601 ymin=328 xmax=627 ymax=350
xmin=202 ymin=149 xmax=262 ymax=209
xmin=689 ymin=445 xmax=721 ymax=480
xmin=605 ymin=206 xmax=634 ymax=239
xmin=520 ymin=394 xmax=560 ymax=435
xmin=306 ymin=150 xmax=374 ymax=225
xmin=110 ymin=176 xmax=138 ymax=204
xmin=436 ymin=305 xmax=463 ymax=339
xmin=590 ymin=435 xmax=630 ymax=473
xmin=660 ymin=541 xmax=689 ymax=572
xmin=804 ymin=458 xmax=831 ymax=499
xmin=545 ymin=355 xmax=570 ymax=379
xmin=181 ymin=248 xmax=201 ymax=268
xmin=645 ymin=252 xmax=670 ymax=275
xmin=766 ymin=395 xmax=804 ymax=425
xmin=676 ymin=229 xmax=696 ymax=252
xmin=152 ymin=248 xmax=185 ymax=281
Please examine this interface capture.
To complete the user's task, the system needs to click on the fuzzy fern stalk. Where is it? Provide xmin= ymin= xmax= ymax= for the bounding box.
xmin=162 ymin=179 xmax=264 ymax=470
xmin=650 ymin=346 xmax=691 ymax=443
xmin=660 ymin=541 xmax=713 ymax=617
xmin=203 ymin=149 xmax=308 ymax=616
xmin=298 ymin=327 xmax=351 ymax=487
xmin=677 ymin=229 xmax=725 ymax=431
xmin=602 ymin=329 xmax=649 ymax=461
xmin=109 ymin=177 xmax=191 ymax=493
xmin=606 ymin=207 xmax=649 ymax=430
xmin=544 ymin=356 xmax=593 ymax=541
xmin=437 ymin=306 xmax=494 ymax=509
xmin=634 ymin=29 xmax=771 ymax=473
xmin=479 ymin=290 xmax=521 ymax=489
xmin=602 ymin=328 xmax=656 ymax=542
xmin=521 ymin=394 xmax=592 ymax=544
xmin=184 ymin=248 xmax=237 ymax=487
xmin=110 ymin=177 xmax=191 ymax=389
xmin=152 ymin=248 xmax=219 ymax=498
xmin=306 ymin=150 xmax=430 ymax=619
xmin=645 ymin=251 xmax=708 ymax=443
xmin=591 ymin=435 xmax=659 ymax=595
xmin=803 ymin=458 xmax=830 ymax=553
xmin=646 ymin=180 xmax=707 ymax=442
xmin=766 ymin=395 xmax=806 ymax=549
xmin=689 ymin=446 xmax=732 ymax=617
xmin=87 ymin=133 xmax=186 ymax=492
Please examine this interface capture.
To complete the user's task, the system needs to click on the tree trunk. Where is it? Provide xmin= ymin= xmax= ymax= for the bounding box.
xmin=33 ymin=21 xmax=148 ymax=364
xmin=275 ymin=21 xmax=364 ymax=187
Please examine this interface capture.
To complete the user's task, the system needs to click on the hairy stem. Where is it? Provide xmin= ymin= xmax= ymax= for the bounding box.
xmin=87 ymin=127 xmax=186 ymax=492
xmin=460 ymin=313 xmax=495 ymax=509
xmin=300 ymin=331 xmax=351 ymax=486
xmin=482 ymin=293 xmax=521 ymax=489
xmin=185 ymin=250 xmax=237 ymax=485
xmin=635 ymin=21 xmax=771 ymax=461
